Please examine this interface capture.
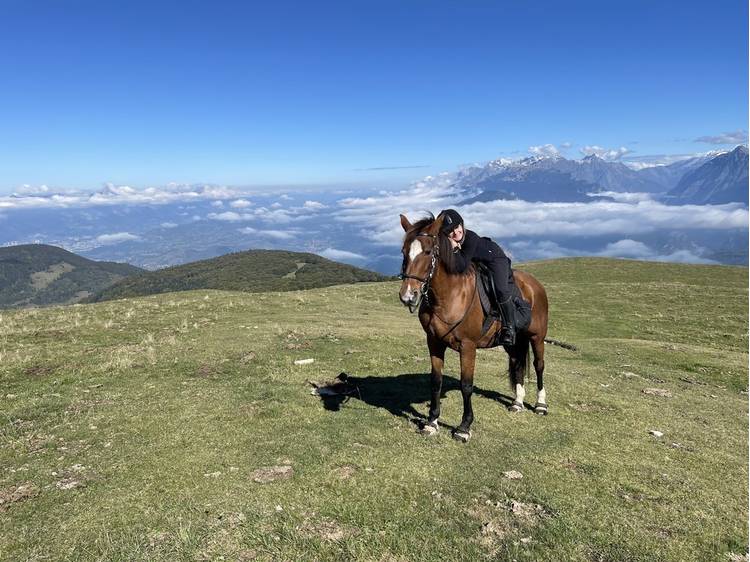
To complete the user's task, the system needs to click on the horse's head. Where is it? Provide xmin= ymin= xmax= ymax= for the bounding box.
xmin=398 ymin=213 xmax=444 ymax=312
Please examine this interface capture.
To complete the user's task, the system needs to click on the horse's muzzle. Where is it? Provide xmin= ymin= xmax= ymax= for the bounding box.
xmin=400 ymin=291 xmax=420 ymax=313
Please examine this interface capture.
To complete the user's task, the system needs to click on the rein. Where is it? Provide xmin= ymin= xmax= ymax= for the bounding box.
xmin=399 ymin=232 xmax=477 ymax=340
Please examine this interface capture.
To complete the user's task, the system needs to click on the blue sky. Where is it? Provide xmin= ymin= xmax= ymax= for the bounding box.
xmin=0 ymin=0 xmax=746 ymax=193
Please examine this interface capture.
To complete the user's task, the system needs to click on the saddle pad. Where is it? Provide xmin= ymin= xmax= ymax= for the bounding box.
xmin=475 ymin=263 xmax=532 ymax=334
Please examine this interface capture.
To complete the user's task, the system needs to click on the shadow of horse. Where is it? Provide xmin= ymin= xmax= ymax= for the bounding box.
xmin=314 ymin=372 xmax=518 ymax=430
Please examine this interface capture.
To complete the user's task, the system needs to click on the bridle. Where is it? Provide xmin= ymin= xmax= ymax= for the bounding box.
xmin=398 ymin=233 xmax=438 ymax=314
xmin=399 ymin=230 xmax=478 ymax=339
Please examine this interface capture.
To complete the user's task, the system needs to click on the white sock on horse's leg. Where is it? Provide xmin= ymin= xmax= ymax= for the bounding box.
xmin=514 ymin=383 xmax=525 ymax=405
xmin=537 ymin=388 xmax=546 ymax=405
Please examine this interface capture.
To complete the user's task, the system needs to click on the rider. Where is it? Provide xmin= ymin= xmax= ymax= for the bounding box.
xmin=438 ymin=209 xmax=516 ymax=346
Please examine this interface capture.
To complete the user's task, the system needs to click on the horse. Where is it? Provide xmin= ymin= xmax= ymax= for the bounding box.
xmin=398 ymin=213 xmax=550 ymax=442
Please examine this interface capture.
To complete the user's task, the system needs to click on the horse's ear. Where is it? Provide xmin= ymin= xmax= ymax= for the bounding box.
xmin=400 ymin=214 xmax=412 ymax=232
xmin=432 ymin=214 xmax=445 ymax=234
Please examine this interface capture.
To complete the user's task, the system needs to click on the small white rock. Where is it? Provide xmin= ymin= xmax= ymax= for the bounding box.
xmin=502 ymin=470 xmax=524 ymax=480
xmin=294 ymin=358 xmax=314 ymax=365
xmin=203 ymin=471 xmax=222 ymax=478
xmin=649 ymin=430 xmax=664 ymax=438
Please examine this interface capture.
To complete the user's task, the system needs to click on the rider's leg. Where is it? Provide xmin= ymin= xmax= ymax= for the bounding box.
xmin=491 ymin=257 xmax=516 ymax=345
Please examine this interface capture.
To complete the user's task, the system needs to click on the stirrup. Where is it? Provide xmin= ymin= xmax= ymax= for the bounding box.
xmin=496 ymin=326 xmax=515 ymax=346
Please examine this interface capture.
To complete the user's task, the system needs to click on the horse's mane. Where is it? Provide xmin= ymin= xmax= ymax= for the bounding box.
xmin=403 ymin=213 xmax=473 ymax=277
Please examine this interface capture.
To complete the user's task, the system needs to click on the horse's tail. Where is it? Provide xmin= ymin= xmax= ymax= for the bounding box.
xmin=544 ymin=337 xmax=578 ymax=351
xmin=507 ymin=336 xmax=532 ymax=389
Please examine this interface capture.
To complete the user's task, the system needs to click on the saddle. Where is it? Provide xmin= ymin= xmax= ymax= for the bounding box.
xmin=475 ymin=262 xmax=532 ymax=336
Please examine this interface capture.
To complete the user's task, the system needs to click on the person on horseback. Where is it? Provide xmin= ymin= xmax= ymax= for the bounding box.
xmin=438 ymin=208 xmax=516 ymax=346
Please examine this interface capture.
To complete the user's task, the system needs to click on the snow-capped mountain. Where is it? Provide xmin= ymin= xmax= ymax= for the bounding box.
xmin=666 ymin=146 xmax=748 ymax=205
xmin=452 ymin=148 xmax=747 ymax=205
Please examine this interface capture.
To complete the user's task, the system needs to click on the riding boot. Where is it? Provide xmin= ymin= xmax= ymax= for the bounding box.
xmin=496 ymin=298 xmax=516 ymax=346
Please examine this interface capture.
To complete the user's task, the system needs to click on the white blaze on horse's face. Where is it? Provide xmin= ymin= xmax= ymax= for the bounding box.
xmin=408 ymin=239 xmax=422 ymax=262
xmin=399 ymin=237 xmax=429 ymax=307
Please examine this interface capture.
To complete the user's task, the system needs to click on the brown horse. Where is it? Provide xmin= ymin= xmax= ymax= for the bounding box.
xmin=398 ymin=213 xmax=550 ymax=442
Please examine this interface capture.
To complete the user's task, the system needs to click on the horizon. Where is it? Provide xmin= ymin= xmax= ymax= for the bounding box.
xmin=5 ymin=143 xmax=746 ymax=202
xmin=0 ymin=0 xmax=747 ymax=193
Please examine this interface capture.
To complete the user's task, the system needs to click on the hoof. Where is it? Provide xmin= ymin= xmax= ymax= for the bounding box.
xmin=508 ymin=402 xmax=525 ymax=413
xmin=452 ymin=429 xmax=472 ymax=443
xmin=534 ymin=403 xmax=548 ymax=415
xmin=419 ymin=420 xmax=439 ymax=436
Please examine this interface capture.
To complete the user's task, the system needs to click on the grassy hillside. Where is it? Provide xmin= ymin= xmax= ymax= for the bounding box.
xmin=0 ymin=244 xmax=143 ymax=308
xmin=88 ymin=249 xmax=390 ymax=302
xmin=0 ymin=258 xmax=747 ymax=561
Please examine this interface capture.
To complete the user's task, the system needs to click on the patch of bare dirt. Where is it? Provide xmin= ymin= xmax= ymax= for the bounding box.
xmin=332 ymin=465 xmax=357 ymax=480
xmin=468 ymin=494 xmax=552 ymax=553
xmin=509 ymin=500 xmax=550 ymax=521
xmin=0 ymin=482 xmax=38 ymax=511
xmin=240 ymin=352 xmax=256 ymax=364
xmin=250 ymin=465 xmax=293 ymax=483
xmin=55 ymin=477 xmax=85 ymax=490
xmin=296 ymin=517 xmax=355 ymax=541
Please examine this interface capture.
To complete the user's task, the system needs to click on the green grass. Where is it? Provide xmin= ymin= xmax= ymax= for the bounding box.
xmin=1 ymin=258 xmax=747 ymax=561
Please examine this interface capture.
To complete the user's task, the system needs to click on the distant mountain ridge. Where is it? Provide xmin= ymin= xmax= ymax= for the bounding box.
xmin=88 ymin=249 xmax=391 ymax=302
xmin=666 ymin=146 xmax=748 ymax=204
xmin=0 ymin=244 xmax=143 ymax=308
xmin=455 ymin=146 xmax=746 ymax=205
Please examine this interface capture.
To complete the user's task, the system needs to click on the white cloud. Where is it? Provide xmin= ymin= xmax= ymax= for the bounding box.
xmin=596 ymin=239 xmax=717 ymax=264
xmin=694 ymin=130 xmax=748 ymax=145
xmin=211 ymin=200 xmax=224 ymax=207
xmin=0 ymin=183 xmax=241 ymax=210
xmin=238 ymin=226 xmax=296 ymax=240
xmin=207 ymin=211 xmax=251 ymax=222
xmin=160 ymin=222 xmax=178 ymax=228
xmin=587 ymin=191 xmax=654 ymax=203
xmin=528 ymin=144 xmax=560 ymax=157
xmin=230 ymin=199 xmax=253 ymax=208
xmin=509 ymin=238 xmax=717 ymax=264
xmin=319 ymin=248 xmax=366 ymax=261
xmin=95 ymin=232 xmax=139 ymax=245
xmin=580 ymin=145 xmax=633 ymax=161
xmin=462 ymin=199 xmax=747 ymax=240
xmin=303 ymin=200 xmax=327 ymax=210
xmin=15 ymin=184 xmax=51 ymax=195
xmin=334 ymin=174 xmax=460 ymax=245
xmin=279 ymin=194 xmax=292 ymax=200
xmin=335 ymin=178 xmax=748 ymax=248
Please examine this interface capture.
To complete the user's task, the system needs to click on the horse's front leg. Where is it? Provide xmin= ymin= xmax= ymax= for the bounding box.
xmin=453 ymin=343 xmax=476 ymax=443
xmin=420 ymin=336 xmax=446 ymax=436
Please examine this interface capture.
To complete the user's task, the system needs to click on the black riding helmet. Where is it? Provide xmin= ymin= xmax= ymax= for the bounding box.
xmin=438 ymin=209 xmax=464 ymax=234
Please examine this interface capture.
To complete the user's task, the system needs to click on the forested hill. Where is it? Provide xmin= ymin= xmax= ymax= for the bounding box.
xmin=0 ymin=244 xmax=143 ymax=308
xmin=88 ymin=249 xmax=391 ymax=302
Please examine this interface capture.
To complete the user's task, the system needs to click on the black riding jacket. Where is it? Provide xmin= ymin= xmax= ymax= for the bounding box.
xmin=452 ymin=229 xmax=506 ymax=273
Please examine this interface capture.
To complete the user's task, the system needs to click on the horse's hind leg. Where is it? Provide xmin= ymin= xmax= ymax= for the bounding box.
xmin=530 ymin=334 xmax=548 ymax=415
xmin=507 ymin=335 xmax=528 ymax=413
